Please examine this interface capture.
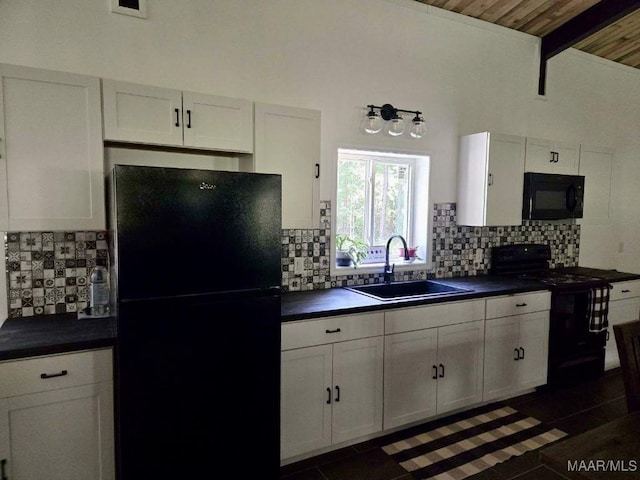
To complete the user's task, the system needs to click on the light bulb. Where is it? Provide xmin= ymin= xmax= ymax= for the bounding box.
xmin=410 ymin=117 xmax=426 ymax=138
xmin=388 ymin=116 xmax=405 ymax=136
xmin=362 ymin=109 xmax=382 ymax=134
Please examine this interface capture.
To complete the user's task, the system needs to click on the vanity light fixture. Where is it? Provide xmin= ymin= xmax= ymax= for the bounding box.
xmin=363 ymin=104 xmax=426 ymax=138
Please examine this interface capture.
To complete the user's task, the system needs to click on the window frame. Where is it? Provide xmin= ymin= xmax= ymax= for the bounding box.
xmin=333 ymin=147 xmax=431 ymax=275
xmin=337 ymin=150 xmax=416 ymax=249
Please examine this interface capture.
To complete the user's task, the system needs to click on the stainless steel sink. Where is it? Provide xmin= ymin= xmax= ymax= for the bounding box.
xmin=345 ymin=280 xmax=472 ymax=301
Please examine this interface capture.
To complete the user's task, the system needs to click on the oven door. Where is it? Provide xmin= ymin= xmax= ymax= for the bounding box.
xmin=548 ymin=286 xmax=606 ymax=387
xmin=523 ymin=173 xmax=584 ymax=220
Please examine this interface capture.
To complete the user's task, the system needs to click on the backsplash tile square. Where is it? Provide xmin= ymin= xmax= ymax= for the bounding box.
xmin=5 ymin=231 xmax=109 ymax=318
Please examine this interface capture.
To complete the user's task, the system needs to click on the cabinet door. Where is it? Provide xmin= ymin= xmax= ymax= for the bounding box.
xmin=102 ymin=79 xmax=183 ymax=146
xmin=0 ymin=382 xmax=114 ymax=480
xmin=579 ymin=145 xmax=613 ymax=224
xmin=254 ymin=103 xmax=320 ymax=229
xmin=525 ymin=137 xmax=555 ymax=173
xmin=182 ymin=92 xmax=252 ymax=153
xmin=331 ymin=337 xmax=383 ymax=444
xmin=483 ymin=316 xmax=520 ymax=401
xmin=525 ymin=137 xmax=578 ymax=175
xmin=515 ymin=311 xmax=549 ymax=390
xmin=280 ymin=345 xmax=332 ymax=459
xmin=606 ymin=298 xmax=640 ymax=370
xmin=553 ymin=142 xmax=579 ymax=175
xmin=457 ymin=132 xmax=525 ymax=227
xmin=383 ymin=329 xmax=438 ymax=429
xmin=485 ymin=134 xmax=525 ymax=226
xmin=436 ymin=321 xmax=485 ymax=414
xmin=0 ymin=64 xmax=105 ymax=231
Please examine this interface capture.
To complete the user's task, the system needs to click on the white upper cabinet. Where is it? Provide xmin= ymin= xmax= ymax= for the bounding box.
xmin=457 ymin=132 xmax=525 ymax=226
xmin=182 ymin=91 xmax=253 ymax=152
xmin=524 ymin=137 xmax=579 ymax=175
xmin=0 ymin=64 xmax=105 ymax=231
xmin=102 ymin=79 xmax=253 ymax=153
xmin=254 ymin=103 xmax=320 ymax=229
xmin=578 ymin=144 xmax=613 ymax=224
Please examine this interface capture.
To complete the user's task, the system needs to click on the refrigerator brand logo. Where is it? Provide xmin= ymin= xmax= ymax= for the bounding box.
xmin=199 ymin=182 xmax=216 ymax=190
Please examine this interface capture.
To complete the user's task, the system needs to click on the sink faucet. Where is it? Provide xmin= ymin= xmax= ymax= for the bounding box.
xmin=384 ymin=235 xmax=410 ymax=284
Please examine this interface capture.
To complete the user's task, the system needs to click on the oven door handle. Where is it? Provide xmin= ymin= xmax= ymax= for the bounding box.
xmin=566 ymin=184 xmax=578 ymax=212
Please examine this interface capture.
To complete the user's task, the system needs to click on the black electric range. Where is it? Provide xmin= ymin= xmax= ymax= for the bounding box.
xmin=491 ymin=244 xmax=610 ymax=388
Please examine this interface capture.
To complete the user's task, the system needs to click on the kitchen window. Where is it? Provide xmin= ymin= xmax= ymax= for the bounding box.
xmin=335 ymin=148 xmax=430 ymax=270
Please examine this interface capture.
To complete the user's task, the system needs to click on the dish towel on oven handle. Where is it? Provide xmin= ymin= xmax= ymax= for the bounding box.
xmin=586 ymin=284 xmax=611 ymax=333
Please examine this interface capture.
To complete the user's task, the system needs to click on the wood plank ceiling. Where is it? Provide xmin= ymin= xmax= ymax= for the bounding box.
xmin=414 ymin=0 xmax=640 ymax=69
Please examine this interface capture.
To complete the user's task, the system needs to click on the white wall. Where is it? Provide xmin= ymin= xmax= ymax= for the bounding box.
xmin=1 ymin=0 xmax=639 ymax=271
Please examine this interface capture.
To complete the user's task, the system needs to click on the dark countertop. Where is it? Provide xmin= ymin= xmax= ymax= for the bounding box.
xmin=2 ymin=268 xmax=638 ymax=360
xmin=559 ymin=266 xmax=640 ymax=282
xmin=281 ymin=275 xmax=551 ymax=321
xmin=281 ymin=268 xmax=640 ymax=321
xmin=0 ymin=313 xmax=116 ymax=361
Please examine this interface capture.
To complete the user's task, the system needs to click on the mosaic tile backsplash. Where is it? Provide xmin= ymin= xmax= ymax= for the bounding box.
xmin=281 ymin=201 xmax=580 ymax=293
xmin=6 ymin=232 xmax=109 ymax=318
xmin=5 ymin=202 xmax=580 ymax=316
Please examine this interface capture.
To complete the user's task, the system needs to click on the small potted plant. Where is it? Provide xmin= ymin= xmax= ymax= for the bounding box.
xmin=335 ymin=234 xmax=368 ymax=267
xmin=398 ymin=246 xmax=421 ymax=263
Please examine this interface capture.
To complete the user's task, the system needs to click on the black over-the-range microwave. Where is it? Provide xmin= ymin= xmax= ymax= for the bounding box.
xmin=522 ymin=172 xmax=585 ymax=220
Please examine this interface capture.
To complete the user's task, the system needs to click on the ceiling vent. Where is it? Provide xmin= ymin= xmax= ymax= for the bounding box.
xmin=111 ymin=0 xmax=147 ymax=19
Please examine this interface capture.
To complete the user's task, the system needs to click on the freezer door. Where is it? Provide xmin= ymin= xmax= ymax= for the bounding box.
xmin=114 ymin=292 xmax=280 ymax=479
xmin=110 ymin=165 xmax=282 ymax=300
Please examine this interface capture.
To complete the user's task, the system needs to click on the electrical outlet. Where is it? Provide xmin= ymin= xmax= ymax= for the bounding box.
xmin=362 ymin=246 xmax=386 ymax=264
xmin=294 ymin=257 xmax=305 ymax=275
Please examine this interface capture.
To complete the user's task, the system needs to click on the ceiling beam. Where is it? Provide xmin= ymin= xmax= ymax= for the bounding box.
xmin=538 ymin=0 xmax=640 ymax=95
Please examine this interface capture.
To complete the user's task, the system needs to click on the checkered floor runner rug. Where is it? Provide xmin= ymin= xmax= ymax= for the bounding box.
xmin=382 ymin=405 xmax=567 ymax=480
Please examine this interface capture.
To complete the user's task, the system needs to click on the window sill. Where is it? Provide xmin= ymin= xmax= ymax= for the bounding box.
xmin=331 ymin=260 xmax=428 ymax=278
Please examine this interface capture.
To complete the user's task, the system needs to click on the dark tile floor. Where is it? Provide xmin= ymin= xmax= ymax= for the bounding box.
xmin=280 ymin=368 xmax=627 ymax=480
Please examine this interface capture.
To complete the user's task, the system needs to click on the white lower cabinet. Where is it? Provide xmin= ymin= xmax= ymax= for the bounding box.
xmin=0 ymin=349 xmax=114 ymax=480
xmin=383 ymin=300 xmax=486 ymax=430
xmin=280 ymin=313 xmax=384 ymax=460
xmin=483 ymin=312 xmax=549 ymax=401
xmin=483 ymin=292 xmax=551 ymax=401
xmin=605 ymin=280 xmax=640 ymax=370
xmin=280 ymin=292 xmax=553 ymax=459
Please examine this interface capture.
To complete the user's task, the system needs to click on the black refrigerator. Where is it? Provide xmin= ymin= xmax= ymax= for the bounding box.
xmin=108 ymin=165 xmax=282 ymax=479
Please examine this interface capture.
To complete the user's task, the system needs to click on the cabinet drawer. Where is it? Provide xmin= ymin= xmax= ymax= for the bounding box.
xmin=384 ymin=299 xmax=485 ymax=334
xmin=0 ymin=348 xmax=112 ymax=399
xmin=281 ymin=312 xmax=384 ymax=350
xmin=486 ymin=292 xmax=551 ymax=319
xmin=610 ymin=280 xmax=640 ymax=302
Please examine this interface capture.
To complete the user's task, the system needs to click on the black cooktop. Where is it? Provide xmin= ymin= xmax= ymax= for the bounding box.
xmin=491 ymin=244 xmax=609 ymax=289
xmin=513 ymin=270 xmax=606 ymax=287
